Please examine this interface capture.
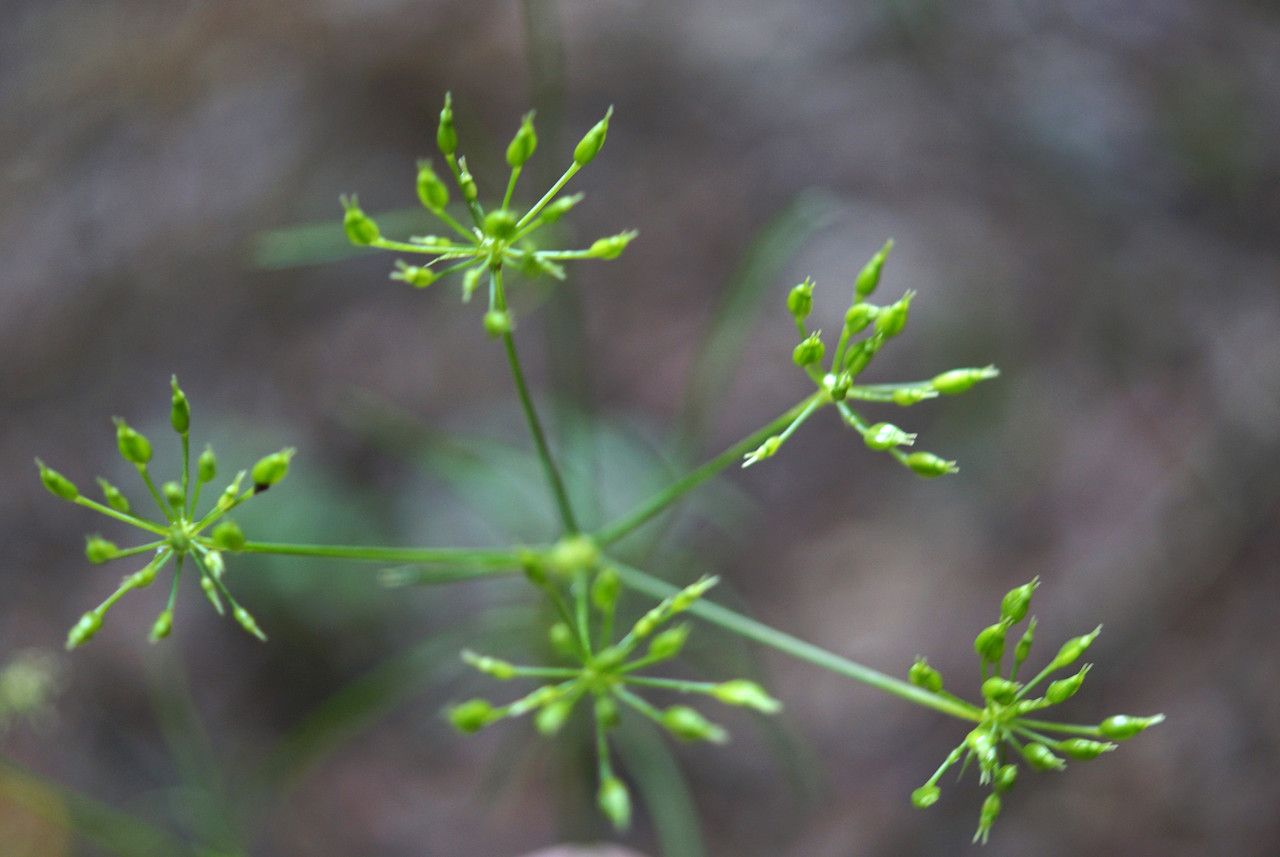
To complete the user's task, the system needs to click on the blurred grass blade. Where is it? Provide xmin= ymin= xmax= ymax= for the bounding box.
xmin=614 ymin=720 xmax=707 ymax=857
xmin=252 ymin=208 xmax=433 ymax=269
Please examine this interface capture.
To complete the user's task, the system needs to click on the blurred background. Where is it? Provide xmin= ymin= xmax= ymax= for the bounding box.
xmin=3 ymin=1 xmax=1280 ymax=855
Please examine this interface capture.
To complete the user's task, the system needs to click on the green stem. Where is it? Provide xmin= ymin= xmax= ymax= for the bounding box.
xmin=493 ymin=268 xmax=580 ymax=533
xmin=594 ymin=393 xmax=823 ymax=546
xmin=73 ymin=497 xmax=168 ymax=536
xmin=136 ymin=465 xmax=174 ymax=522
xmin=112 ymin=541 xmax=166 ymax=560
xmin=613 ymin=562 xmax=982 ymax=722
xmin=623 ymin=675 xmax=715 ymax=694
xmin=502 ymin=166 xmax=522 ymax=210
xmin=1015 ymin=718 xmax=1103 ymax=738
xmin=180 ymin=433 xmax=190 ymax=514
xmin=516 ymin=162 xmax=580 ymax=228
xmin=229 ymin=540 xmax=526 ymax=568
xmin=370 ymin=238 xmax=471 ymax=255
xmin=428 ymin=207 xmax=479 ymax=243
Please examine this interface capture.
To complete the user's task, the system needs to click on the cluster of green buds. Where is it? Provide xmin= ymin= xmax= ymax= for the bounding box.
xmin=340 ymin=93 xmax=636 ymax=336
xmin=743 ymin=241 xmax=999 ymax=474
xmin=445 ymin=535 xmax=781 ymax=831
xmin=0 ymin=649 xmax=63 ymax=735
xmin=35 ymin=378 xmax=295 ymax=648
xmin=906 ymin=578 xmax=1163 ymax=843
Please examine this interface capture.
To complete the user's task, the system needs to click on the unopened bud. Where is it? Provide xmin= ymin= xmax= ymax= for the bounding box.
xmin=85 ymin=535 xmax=118 ymax=565
xmin=648 ymin=625 xmax=689 ymax=661
xmin=200 ymin=574 xmax=224 ymax=614
xmin=892 ymin=387 xmax=936 ymax=406
xmin=661 ymin=705 xmax=727 ymax=743
xmin=149 ymin=610 xmax=173 ymax=642
xmin=911 ymin=784 xmax=940 ymax=808
xmin=973 ymin=793 xmax=1001 ymax=845
xmin=416 ymin=160 xmax=450 ymax=211
xmin=436 ymin=92 xmax=457 ymax=156
xmin=742 ymin=435 xmax=782 ymax=468
xmin=966 ymin=728 xmax=998 ymax=770
xmin=1057 ymin=738 xmax=1116 ymax=760
xmin=447 ymin=698 xmax=496 ymax=733
xmin=787 ymin=279 xmax=814 ymax=320
xmin=535 ymin=698 xmax=574 ymax=736
xmin=97 ymin=477 xmax=131 ymax=513
xmin=113 ymin=419 xmax=152 ymax=465
xmin=1098 ymin=714 xmax=1164 ymax=741
xmin=483 ymin=209 xmax=518 ymax=241
xmin=994 ymin=763 xmax=1018 ymax=793
xmin=864 ymin=422 xmax=916 ymax=451
xmin=36 ymin=459 xmax=78 ymax=501
xmin=573 ymin=106 xmax=613 ymax=166
xmin=506 ymin=111 xmax=538 ymax=167
xmin=712 ymin=679 xmax=782 ymax=714
xmin=974 ymin=621 xmax=1009 ymax=663
xmin=483 ymin=309 xmax=512 ymax=338
xmin=1014 ymin=616 xmax=1037 ymax=664
xmin=540 ymin=193 xmax=584 ymax=224
xmin=591 ymin=566 xmax=621 ymax=613
xmin=1046 ymin=664 xmax=1091 ymax=704
xmin=1020 ymin=741 xmax=1066 ymax=771
xmin=461 ymin=266 xmax=484 ymax=303
xmin=340 ymin=195 xmax=379 ymax=246
xmin=197 ymin=446 xmax=217 ymax=484
xmin=391 ymin=260 xmax=439 ymax=289
xmin=169 ymin=376 xmax=190 ymax=435
xmin=211 ymin=520 xmax=245 ymax=551
xmin=548 ymin=622 xmax=576 ymax=658
xmin=456 ymin=159 xmax=477 ymax=203
xmin=233 ymin=605 xmax=267 ymax=641
xmin=931 ymin=365 xmax=1000 ymax=396
xmin=844 ymin=302 xmax=878 ymax=333
xmin=792 ymin=333 xmax=825 ymax=368
xmin=874 ymin=291 xmax=914 ymax=338
xmin=981 ymin=677 xmax=1021 ymax=705
xmin=854 ymin=239 xmax=893 ymax=299
xmin=1052 ymin=625 xmax=1102 ymax=670
xmin=586 ymin=230 xmax=637 ymax=260
xmin=251 ymin=448 xmax=295 ymax=491
xmin=1000 ymin=577 xmax=1038 ymax=624
xmin=162 ymin=480 xmax=183 ymax=508
xmin=597 ymin=775 xmax=631 ymax=831
xmin=908 ymin=657 xmax=943 ymax=693
xmin=462 ymin=650 xmax=516 ymax=680
xmin=904 ymin=451 xmax=958 ymax=478
xmin=65 ymin=612 xmax=103 ymax=650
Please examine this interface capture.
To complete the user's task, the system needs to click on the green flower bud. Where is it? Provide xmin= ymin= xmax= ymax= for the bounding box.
xmin=595 ymin=695 xmax=620 ymax=729
xmin=670 ymin=576 xmax=717 ymax=612
xmin=203 ymin=550 xmax=225 ymax=579
xmin=792 ymin=333 xmax=826 ymax=368
xmin=339 ymin=195 xmax=379 ymax=246
xmin=200 ymin=574 xmax=224 ymax=614
xmin=591 ymin=566 xmax=621 ymax=613
xmin=548 ymin=622 xmax=577 ymax=658
xmin=1098 ymin=714 xmax=1164 ymax=741
xmin=545 ymin=534 xmax=599 ymax=576
xmin=891 ymin=387 xmax=936 ymax=406
xmin=1020 ymin=741 xmax=1066 ymax=771
xmin=436 ymin=92 xmax=457 ymax=156
xmin=85 ymin=535 xmax=118 ymax=565
xmin=233 ymin=605 xmax=267 ymax=641
xmin=113 ymin=418 xmax=152 ymax=465
xmin=461 ymin=265 xmax=484 ymax=303
xmin=1014 ymin=616 xmax=1037 ymax=664
xmin=826 ymin=372 xmax=852 ymax=401
xmin=537 ymin=194 xmax=582 ymax=226
xmin=456 ymin=158 xmax=478 ymax=203
xmin=908 ymin=657 xmax=943 ymax=693
xmin=981 ymin=676 xmax=1020 ymax=705
xmin=96 ymin=477 xmax=131 ymax=513
xmin=874 ymin=291 xmax=913 ymax=339
xmin=416 ymin=160 xmax=450 ymax=211
xmin=483 ymin=309 xmax=513 ymax=339
xmin=712 ymin=680 xmax=782 ymax=714
xmin=993 ymin=763 xmax=1018 ymax=793
xmin=973 ymin=621 xmax=1009 ymax=663
xmin=573 ymin=106 xmax=613 ymax=166
xmin=647 ymin=624 xmax=690 ymax=660
xmin=661 ymin=705 xmax=728 ymax=743
xmin=1057 ymin=738 xmax=1116 ymax=760
xmin=197 ymin=446 xmax=217 ymax=484
xmin=742 ymin=435 xmax=782 ymax=468
xmin=1000 ymin=577 xmax=1038 ymax=624
xmin=211 ymin=520 xmax=245 ymax=551
xmin=1052 ymin=625 xmax=1102 ymax=670
xmin=844 ymin=302 xmax=878 ymax=333
xmin=129 ymin=561 xmax=161 ymax=589
xmin=787 ymin=278 xmax=814 ymax=320
xmin=35 ymin=459 xmax=78 ymax=501
xmin=483 ymin=208 xmax=518 ymax=241
xmin=844 ymin=336 xmax=882 ymax=377
xmin=535 ymin=698 xmax=574 ymax=736
xmin=854 ymin=239 xmax=893 ymax=299
xmin=973 ymin=793 xmax=1001 ymax=845
xmin=864 ymin=422 xmax=916 ymax=451
xmin=904 ymin=451 xmax=958 ymax=478
xmin=911 ymin=784 xmax=940 ymax=808
xmin=168 ymin=376 xmax=191 ymax=435
xmin=65 ymin=612 xmax=103 ymax=650
xmin=390 ymin=260 xmax=439 ymax=289
xmin=251 ymin=448 xmax=295 ymax=491
xmin=597 ymin=775 xmax=631 ymax=831
xmin=462 ymin=650 xmax=517 ymax=680
xmin=1046 ymin=664 xmax=1091 ymax=704
xmin=506 ymin=111 xmax=538 ymax=167
xmin=162 ymin=480 xmax=183 ymax=508
xmin=965 ymin=728 xmax=998 ymax=768
xmin=586 ymin=230 xmax=638 ymax=260
xmin=447 ymin=698 xmax=496 ymax=734
xmin=932 ymin=365 xmax=1000 ymax=396
xmin=148 ymin=610 xmax=173 ymax=643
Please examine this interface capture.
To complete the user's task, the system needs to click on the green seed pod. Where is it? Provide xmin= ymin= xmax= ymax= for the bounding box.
xmin=148 ymin=610 xmax=173 ymax=643
xmin=416 ymin=160 xmax=450 ymax=211
xmin=787 ymin=278 xmax=814 ymax=321
xmin=586 ymin=230 xmax=638 ymax=260
xmin=130 ymin=561 xmax=161 ymax=589
xmin=843 ymin=302 xmax=878 ymax=333
xmin=1052 ymin=625 xmax=1102 ymax=670
xmin=892 ymin=387 xmax=935 ymax=406
xmin=1021 ymin=741 xmax=1066 ymax=771
xmin=864 ymin=422 xmax=916 ymax=451
xmin=597 ymin=775 xmax=631 ymax=831
xmin=573 ymin=106 xmax=613 ymax=166
xmin=905 ymin=451 xmax=958 ymax=478
xmin=84 ymin=535 xmax=118 ymax=565
xmin=535 ymin=698 xmax=575 ymax=736
xmin=548 ymin=622 xmax=577 ymax=658
xmin=162 ymin=480 xmax=183 ymax=508
xmin=595 ymin=695 xmax=620 ymax=729
xmin=65 ymin=612 xmax=103 ymax=650
xmin=1014 ymin=616 xmax=1037 ymax=664
xmin=973 ymin=793 xmax=1001 ymax=845
xmin=200 ymin=574 xmax=224 ymax=614
xmin=965 ymin=728 xmax=998 ymax=770
xmin=456 ymin=158 xmax=478 ymax=203
xmin=973 ymin=621 xmax=1009 ymax=663
xmin=169 ymin=376 xmax=190 ymax=435
xmin=591 ymin=566 xmax=621 ymax=613
xmin=483 ymin=309 xmax=513 ymax=339
xmin=661 ymin=705 xmax=728 ymax=743
xmin=447 ymin=698 xmax=496 ymax=734
xmin=911 ymin=784 xmax=940 ymax=809
xmin=792 ymin=333 xmax=825 ymax=368
xmin=197 ymin=446 xmax=217 ymax=484
xmin=743 ymin=435 xmax=782 ymax=467
xmin=844 ymin=337 xmax=882 ymax=377
xmin=932 ymin=365 xmax=1000 ymax=396
xmin=854 ymin=239 xmax=893 ymax=299
xmin=1046 ymin=664 xmax=1091 ymax=704
xmin=670 ymin=576 xmax=717 ymax=612
xmin=908 ymin=657 xmax=943 ymax=693
xmin=463 ymin=651 xmax=517 ymax=680
xmin=436 ymin=92 xmax=457 ymax=156
xmin=1098 ymin=714 xmax=1164 ymax=741
xmin=1000 ymin=577 xmax=1038 ymax=624
xmin=211 ymin=520 xmax=245 ymax=551
xmin=390 ymin=260 xmax=439 ymax=289
xmin=993 ymin=763 xmax=1018 ymax=793
xmin=506 ymin=111 xmax=538 ymax=168
xmin=981 ymin=676 xmax=1021 ymax=705
xmin=35 ymin=459 xmax=78 ymax=501
xmin=339 ymin=195 xmax=379 ymax=246
xmin=1057 ymin=738 xmax=1116 ymax=760
xmin=712 ymin=680 xmax=782 ymax=714
xmin=113 ymin=419 xmax=152 ymax=465
xmin=483 ymin=209 xmax=518 ymax=241
xmin=540 ymin=193 xmax=584 ymax=224
xmin=461 ymin=265 xmax=484 ymax=303
xmin=251 ymin=448 xmax=295 ymax=491
xmin=203 ymin=550 xmax=225 ymax=579
xmin=647 ymin=624 xmax=690 ymax=661
xmin=874 ymin=291 xmax=913 ymax=338
xmin=97 ymin=477 xmax=131 ymax=513
xmin=233 ymin=605 xmax=267 ymax=641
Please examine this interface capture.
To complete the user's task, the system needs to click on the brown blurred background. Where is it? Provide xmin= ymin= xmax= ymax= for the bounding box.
xmin=3 ymin=1 xmax=1280 ymax=855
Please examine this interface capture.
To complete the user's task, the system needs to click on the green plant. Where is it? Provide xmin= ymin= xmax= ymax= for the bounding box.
xmin=34 ymin=94 xmax=1161 ymax=845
